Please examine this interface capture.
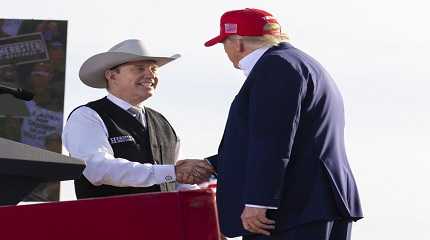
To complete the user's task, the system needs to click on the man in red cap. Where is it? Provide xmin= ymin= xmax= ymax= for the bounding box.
xmin=201 ymin=8 xmax=363 ymax=239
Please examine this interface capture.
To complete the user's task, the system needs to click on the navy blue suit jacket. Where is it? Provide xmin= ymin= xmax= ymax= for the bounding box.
xmin=207 ymin=43 xmax=363 ymax=237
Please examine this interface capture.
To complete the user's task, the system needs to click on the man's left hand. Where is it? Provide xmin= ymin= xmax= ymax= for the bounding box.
xmin=241 ymin=206 xmax=276 ymax=236
xmin=175 ymin=159 xmax=214 ymax=184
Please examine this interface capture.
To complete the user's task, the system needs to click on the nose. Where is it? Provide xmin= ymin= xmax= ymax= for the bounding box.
xmin=143 ymin=66 xmax=156 ymax=79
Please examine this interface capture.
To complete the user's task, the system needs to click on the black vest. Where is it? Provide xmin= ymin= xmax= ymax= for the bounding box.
xmin=74 ymin=97 xmax=178 ymax=199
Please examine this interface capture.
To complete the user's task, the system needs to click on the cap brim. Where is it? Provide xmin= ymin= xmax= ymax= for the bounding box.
xmin=79 ymin=52 xmax=180 ymax=88
xmin=204 ymin=35 xmax=226 ymax=47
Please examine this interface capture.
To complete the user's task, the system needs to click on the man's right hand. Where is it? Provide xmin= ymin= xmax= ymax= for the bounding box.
xmin=175 ymin=159 xmax=214 ymax=184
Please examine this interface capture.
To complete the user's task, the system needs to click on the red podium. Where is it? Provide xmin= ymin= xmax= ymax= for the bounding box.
xmin=0 ymin=137 xmax=220 ymax=239
xmin=0 ymin=189 xmax=221 ymax=240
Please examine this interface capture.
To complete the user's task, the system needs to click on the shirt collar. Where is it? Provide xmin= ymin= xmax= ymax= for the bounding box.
xmin=107 ymin=94 xmax=145 ymax=111
xmin=238 ymin=46 xmax=271 ymax=77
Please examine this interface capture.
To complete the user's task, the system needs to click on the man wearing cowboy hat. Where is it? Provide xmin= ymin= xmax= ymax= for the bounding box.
xmin=183 ymin=8 xmax=363 ymax=240
xmin=62 ymin=39 xmax=213 ymax=199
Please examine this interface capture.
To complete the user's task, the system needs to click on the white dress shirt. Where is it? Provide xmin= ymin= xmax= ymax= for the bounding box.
xmin=239 ymin=46 xmax=278 ymax=210
xmin=63 ymin=94 xmax=195 ymax=190
xmin=238 ymin=46 xmax=271 ymax=77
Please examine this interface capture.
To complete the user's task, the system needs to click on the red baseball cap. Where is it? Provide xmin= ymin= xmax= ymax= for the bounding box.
xmin=204 ymin=8 xmax=282 ymax=47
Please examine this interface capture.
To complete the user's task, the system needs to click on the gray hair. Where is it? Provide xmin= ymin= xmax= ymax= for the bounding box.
xmin=229 ymin=33 xmax=289 ymax=50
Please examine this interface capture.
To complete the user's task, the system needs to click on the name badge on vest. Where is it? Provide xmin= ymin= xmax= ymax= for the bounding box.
xmin=109 ymin=135 xmax=135 ymax=144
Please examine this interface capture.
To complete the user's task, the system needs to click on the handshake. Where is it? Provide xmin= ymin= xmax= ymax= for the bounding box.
xmin=175 ymin=159 xmax=215 ymax=184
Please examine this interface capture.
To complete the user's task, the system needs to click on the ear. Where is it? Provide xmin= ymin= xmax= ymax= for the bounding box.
xmin=105 ymin=70 xmax=115 ymax=85
xmin=239 ymin=40 xmax=244 ymax=52
xmin=231 ymin=38 xmax=244 ymax=53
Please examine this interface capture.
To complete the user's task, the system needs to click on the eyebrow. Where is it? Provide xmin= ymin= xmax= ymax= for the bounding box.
xmin=134 ymin=63 xmax=158 ymax=67
xmin=133 ymin=64 xmax=159 ymax=69
xmin=109 ymin=62 xmax=158 ymax=70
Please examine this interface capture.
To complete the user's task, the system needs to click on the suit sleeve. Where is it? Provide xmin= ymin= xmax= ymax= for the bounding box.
xmin=206 ymin=154 xmax=218 ymax=171
xmin=244 ymin=56 xmax=307 ymax=207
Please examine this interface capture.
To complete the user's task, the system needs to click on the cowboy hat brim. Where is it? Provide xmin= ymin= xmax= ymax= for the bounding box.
xmin=79 ymin=52 xmax=180 ymax=88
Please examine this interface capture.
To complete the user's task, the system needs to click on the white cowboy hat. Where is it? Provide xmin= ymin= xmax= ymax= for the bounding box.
xmin=79 ymin=39 xmax=180 ymax=88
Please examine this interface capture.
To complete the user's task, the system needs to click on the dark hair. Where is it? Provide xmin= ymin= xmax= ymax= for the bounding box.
xmin=109 ymin=63 xmax=126 ymax=72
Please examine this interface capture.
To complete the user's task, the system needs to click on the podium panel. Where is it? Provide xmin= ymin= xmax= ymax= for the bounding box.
xmin=0 ymin=189 xmax=221 ymax=240
xmin=0 ymin=137 xmax=84 ymax=205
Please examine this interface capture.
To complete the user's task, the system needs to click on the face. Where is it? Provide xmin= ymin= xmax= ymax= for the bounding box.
xmin=31 ymin=72 xmax=52 ymax=89
xmin=105 ymin=60 xmax=159 ymax=105
xmin=30 ymin=63 xmax=54 ymax=91
xmin=223 ymin=37 xmax=242 ymax=69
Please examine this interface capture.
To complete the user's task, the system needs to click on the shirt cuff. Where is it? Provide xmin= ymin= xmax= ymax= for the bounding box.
xmin=176 ymin=183 xmax=200 ymax=191
xmin=153 ymin=165 xmax=176 ymax=183
xmin=245 ymin=204 xmax=278 ymax=210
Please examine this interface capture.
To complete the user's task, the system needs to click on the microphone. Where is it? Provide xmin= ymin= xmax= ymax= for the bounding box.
xmin=0 ymin=83 xmax=34 ymax=101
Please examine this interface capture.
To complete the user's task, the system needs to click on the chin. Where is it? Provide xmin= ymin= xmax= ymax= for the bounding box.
xmin=142 ymin=92 xmax=154 ymax=100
